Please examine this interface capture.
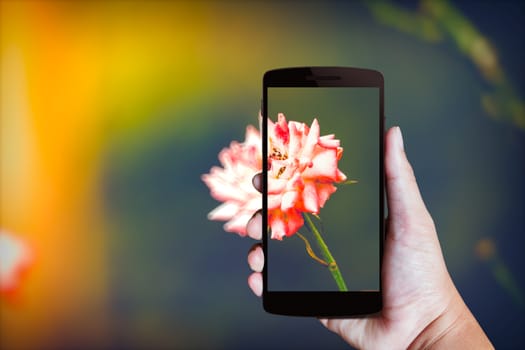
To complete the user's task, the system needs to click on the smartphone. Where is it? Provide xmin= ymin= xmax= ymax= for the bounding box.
xmin=262 ymin=67 xmax=384 ymax=317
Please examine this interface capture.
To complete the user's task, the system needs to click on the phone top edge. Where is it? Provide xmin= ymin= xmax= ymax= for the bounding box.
xmin=263 ymin=67 xmax=383 ymax=87
xmin=263 ymin=66 xmax=382 ymax=75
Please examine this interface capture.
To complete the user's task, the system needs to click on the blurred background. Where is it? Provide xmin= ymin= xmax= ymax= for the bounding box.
xmin=1 ymin=0 xmax=523 ymax=348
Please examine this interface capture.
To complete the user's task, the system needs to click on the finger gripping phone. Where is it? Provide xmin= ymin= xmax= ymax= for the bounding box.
xmin=262 ymin=67 xmax=384 ymax=317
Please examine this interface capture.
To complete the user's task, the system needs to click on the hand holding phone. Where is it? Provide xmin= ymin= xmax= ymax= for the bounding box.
xmin=247 ymin=126 xmax=494 ymax=349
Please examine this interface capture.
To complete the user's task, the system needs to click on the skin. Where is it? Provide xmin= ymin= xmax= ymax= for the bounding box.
xmin=246 ymin=126 xmax=493 ymax=349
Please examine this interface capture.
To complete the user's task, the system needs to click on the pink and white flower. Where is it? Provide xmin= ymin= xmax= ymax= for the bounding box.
xmin=203 ymin=113 xmax=346 ymax=240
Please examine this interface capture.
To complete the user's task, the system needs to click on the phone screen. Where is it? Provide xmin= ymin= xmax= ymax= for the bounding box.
xmin=266 ymin=86 xmax=380 ymax=292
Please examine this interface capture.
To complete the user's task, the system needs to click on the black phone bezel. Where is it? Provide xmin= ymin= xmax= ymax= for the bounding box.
xmin=262 ymin=67 xmax=384 ymax=317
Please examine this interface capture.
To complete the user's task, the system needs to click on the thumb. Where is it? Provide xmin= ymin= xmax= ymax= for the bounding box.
xmin=385 ymin=127 xmax=432 ymax=238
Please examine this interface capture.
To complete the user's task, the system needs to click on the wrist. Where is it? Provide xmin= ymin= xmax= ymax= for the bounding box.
xmin=408 ymin=292 xmax=493 ymax=349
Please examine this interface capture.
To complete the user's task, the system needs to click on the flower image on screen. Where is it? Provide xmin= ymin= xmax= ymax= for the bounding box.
xmin=267 ymin=87 xmax=380 ymax=292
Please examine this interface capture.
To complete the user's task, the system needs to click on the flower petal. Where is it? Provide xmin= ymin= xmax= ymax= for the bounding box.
xmin=284 ymin=209 xmax=304 ymax=237
xmin=281 ymin=190 xmax=298 ymax=210
xmin=301 ymin=118 xmax=320 ymax=161
xmin=287 ymin=122 xmax=302 ymax=158
xmin=223 ymin=212 xmax=252 ymax=236
xmin=318 ymin=134 xmax=340 ymax=148
xmin=269 ymin=208 xmax=304 ymax=239
xmin=275 ymin=113 xmax=290 ymax=144
xmin=317 ymin=183 xmax=337 ymax=208
xmin=302 ymin=181 xmax=319 ymax=213
xmin=302 ymin=148 xmax=339 ymax=181
xmin=207 ymin=202 xmax=240 ymax=221
xmin=268 ymin=177 xmax=287 ymax=194
xmin=269 ymin=212 xmax=286 ymax=240
xmin=268 ymin=194 xmax=283 ymax=210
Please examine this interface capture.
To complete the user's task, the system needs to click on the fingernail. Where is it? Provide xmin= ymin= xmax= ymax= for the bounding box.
xmin=252 ymin=173 xmax=262 ymax=192
xmin=396 ymin=126 xmax=404 ymax=151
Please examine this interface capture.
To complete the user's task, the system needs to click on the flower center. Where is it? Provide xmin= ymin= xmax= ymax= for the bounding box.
xmin=276 ymin=166 xmax=286 ymax=178
xmin=270 ymin=147 xmax=288 ymax=160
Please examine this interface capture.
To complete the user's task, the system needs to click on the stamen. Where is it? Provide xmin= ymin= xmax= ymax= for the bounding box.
xmin=276 ymin=166 xmax=286 ymax=178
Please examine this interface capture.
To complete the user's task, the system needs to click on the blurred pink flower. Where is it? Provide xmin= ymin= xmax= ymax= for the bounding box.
xmin=0 ymin=230 xmax=32 ymax=294
xmin=202 ymin=125 xmax=262 ymax=238
xmin=267 ymin=113 xmax=347 ymax=239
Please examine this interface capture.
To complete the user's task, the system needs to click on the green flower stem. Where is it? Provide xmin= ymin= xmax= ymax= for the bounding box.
xmin=303 ymin=213 xmax=348 ymax=291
